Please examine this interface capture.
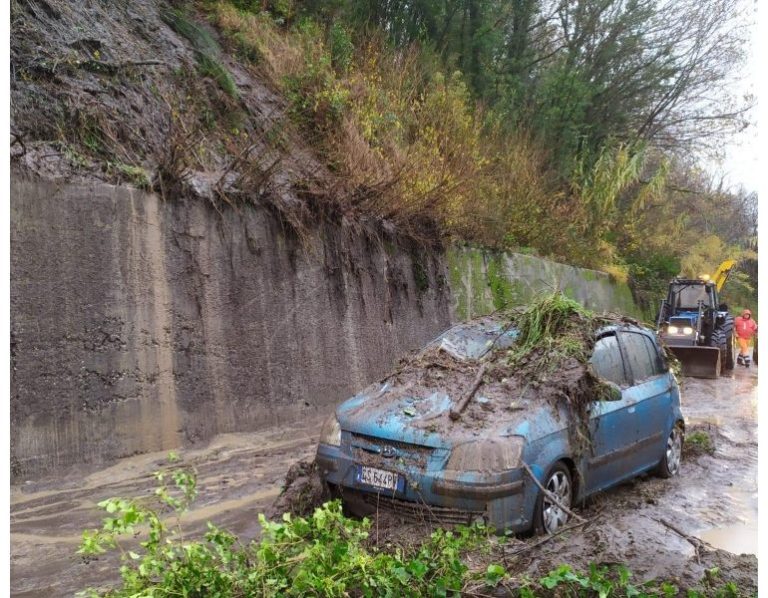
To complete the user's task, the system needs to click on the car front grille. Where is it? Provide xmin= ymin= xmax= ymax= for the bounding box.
xmin=362 ymin=493 xmax=485 ymax=525
xmin=349 ymin=433 xmax=435 ymax=470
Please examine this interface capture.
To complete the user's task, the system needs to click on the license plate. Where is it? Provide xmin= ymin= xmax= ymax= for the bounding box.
xmin=358 ymin=466 xmax=399 ymax=491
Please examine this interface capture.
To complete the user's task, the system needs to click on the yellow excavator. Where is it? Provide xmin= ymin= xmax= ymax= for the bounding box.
xmin=656 ymin=260 xmax=737 ymax=378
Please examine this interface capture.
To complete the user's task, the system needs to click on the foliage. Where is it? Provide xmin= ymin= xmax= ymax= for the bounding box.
xmin=685 ymin=430 xmax=715 ymax=455
xmin=161 ymin=7 xmax=239 ymax=98
xmin=513 ymin=292 xmax=590 ymax=358
xmin=106 ymin=162 xmax=152 ymax=190
xmin=77 ymin=468 xmax=749 ymax=597
xmin=26 ymin=0 xmax=755 ymax=317
xmin=202 ymin=0 xmax=756 ymax=296
xmin=78 ymin=486 xmax=490 ymax=597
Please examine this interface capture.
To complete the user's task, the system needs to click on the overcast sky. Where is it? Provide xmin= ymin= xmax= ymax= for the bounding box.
xmin=713 ymin=2 xmax=758 ymax=193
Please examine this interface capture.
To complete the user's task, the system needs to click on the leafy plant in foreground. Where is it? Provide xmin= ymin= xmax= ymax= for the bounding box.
xmin=77 ymin=465 xmax=750 ymax=597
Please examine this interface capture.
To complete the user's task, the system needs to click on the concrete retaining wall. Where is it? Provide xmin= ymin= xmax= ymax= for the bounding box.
xmin=448 ymin=247 xmax=641 ymax=321
xmin=10 ymin=176 xmax=452 ymax=478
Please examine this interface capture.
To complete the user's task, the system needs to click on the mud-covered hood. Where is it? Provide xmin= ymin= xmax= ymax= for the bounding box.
xmin=335 ymin=380 xmax=561 ymax=450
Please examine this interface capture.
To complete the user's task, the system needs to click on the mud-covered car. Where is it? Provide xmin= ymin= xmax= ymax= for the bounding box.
xmin=316 ymin=314 xmax=684 ymax=534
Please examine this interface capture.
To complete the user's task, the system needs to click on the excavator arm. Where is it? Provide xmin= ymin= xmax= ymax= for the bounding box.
xmin=711 ymin=259 xmax=737 ymax=293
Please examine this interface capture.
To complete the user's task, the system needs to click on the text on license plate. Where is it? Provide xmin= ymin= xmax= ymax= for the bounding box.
xmin=359 ymin=466 xmax=398 ymax=491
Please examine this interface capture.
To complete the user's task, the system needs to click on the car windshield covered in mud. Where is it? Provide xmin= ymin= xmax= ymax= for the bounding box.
xmin=316 ymin=299 xmax=684 ymax=534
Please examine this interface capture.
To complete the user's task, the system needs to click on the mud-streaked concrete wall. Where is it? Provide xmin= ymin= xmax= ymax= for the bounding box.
xmin=447 ymin=247 xmax=641 ymax=321
xmin=10 ymin=176 xmax=452 ymax=478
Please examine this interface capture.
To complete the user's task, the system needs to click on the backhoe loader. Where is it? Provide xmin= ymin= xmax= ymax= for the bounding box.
xmin=656 ymin=260 xmax=736 ymax=378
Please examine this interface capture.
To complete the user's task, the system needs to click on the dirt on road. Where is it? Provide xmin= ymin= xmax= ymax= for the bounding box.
xmin=10 ymin=367 xmax=757 ymax=596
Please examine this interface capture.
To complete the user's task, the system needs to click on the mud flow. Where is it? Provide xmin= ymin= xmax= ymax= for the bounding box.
xmin=11 ymin=367 xmax=757 ymax=596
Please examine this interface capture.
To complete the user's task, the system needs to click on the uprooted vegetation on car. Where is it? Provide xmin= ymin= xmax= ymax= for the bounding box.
xmin=375 ymin=293 xmax=639 ymax=457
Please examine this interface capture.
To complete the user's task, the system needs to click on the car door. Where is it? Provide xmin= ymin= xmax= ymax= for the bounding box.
xmin=584 ymin=333 xmax=642 ymax=493
xmin=618 ymin=330 xmax=673 ymax=471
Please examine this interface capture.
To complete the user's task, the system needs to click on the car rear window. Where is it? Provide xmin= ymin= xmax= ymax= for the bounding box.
xmin=621 ymin=332 xmax=664 ymax=382
xmin=590 ymin=335 xmax=629 ymax=387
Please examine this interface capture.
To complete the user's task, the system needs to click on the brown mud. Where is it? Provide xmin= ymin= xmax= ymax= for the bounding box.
xmin=10 ymin=367 xmax=757 ymax=596
xmin=364 ymin=310 xmax=620 ymax=448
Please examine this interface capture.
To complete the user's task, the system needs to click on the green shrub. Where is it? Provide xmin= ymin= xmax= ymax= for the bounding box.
xmin=329 ymin=22 xmax=353 ymax=73
xmin=685 ymin=430 xmax=715 ymax=455
xmin=161 ymin=7 xmax=239 ymax=99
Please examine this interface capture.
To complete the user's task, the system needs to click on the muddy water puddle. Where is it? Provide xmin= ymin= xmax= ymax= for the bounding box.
xmin=11 ymin=417 xmax=325 ymax=596
xmin=694 ymin=485 xmax=758 ymax=556
xmin=679 ymin=367 xmax=758 ymax=557
xmin=699 ymin=523 xmax=757 ymax=556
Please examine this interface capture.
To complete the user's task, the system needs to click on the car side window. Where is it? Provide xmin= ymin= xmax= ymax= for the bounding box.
xmin=621 ymin=332 xmax=663 ymax=382
xmin=642 ymin=335 xmax=666 ymax=375
xmin=590 ymin=335 xmax=629 ymax=388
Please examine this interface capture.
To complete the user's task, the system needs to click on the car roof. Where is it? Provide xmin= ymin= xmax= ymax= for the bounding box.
xmin=595 ymin=322 xmax=657 ymax=340
xmin=438 ymin=315 xmax=654 ymax=334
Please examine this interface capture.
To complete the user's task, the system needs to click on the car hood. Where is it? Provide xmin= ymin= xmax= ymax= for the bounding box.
xmin=336 ymin=379 xmax=562 ymax=450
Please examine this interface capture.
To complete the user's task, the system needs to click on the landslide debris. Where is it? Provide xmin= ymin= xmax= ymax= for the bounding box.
xmin=381 ymin=293 xmax=634 ymax=454
xmin=269 ymin=459 xmax=328 ymax=518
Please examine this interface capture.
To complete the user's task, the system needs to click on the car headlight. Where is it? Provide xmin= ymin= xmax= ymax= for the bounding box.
xmin=319 ymin=414 xmax=341 ymax=447
xmin=668 ymin=325 xmax=679 ymax=334
xmin=445 ymin=437 xmax=524 ymax=473
xmin=683 ymin=326 xmax=693 ymax=335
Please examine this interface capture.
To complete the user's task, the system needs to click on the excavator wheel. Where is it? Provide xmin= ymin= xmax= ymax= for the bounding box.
xmin=753 ymin=335 xmax=758 ymax=366
xmin=711 ymin=315 xmax=735 ymax=374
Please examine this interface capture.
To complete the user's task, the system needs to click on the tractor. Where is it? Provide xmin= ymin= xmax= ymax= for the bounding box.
xmin=656 ymin=260 xmax=736 ymax=378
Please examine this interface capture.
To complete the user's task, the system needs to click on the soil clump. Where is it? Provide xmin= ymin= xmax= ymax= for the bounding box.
xmin=269 ymin=459 xmax=329 ymax=518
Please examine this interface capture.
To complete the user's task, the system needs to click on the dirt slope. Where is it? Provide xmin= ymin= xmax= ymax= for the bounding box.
xmin=11 ymin=0 xmax=330 ymax=211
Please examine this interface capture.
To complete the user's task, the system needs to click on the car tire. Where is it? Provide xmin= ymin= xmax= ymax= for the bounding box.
xmin=533 ymin=462 xmax=574 ymax=535
xmin=656 ymin=424 xmax=683 ymax=478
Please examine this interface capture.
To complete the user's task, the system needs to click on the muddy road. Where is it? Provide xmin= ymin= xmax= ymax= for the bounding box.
xmin=10 ymin=366 xmax=757 ymax=596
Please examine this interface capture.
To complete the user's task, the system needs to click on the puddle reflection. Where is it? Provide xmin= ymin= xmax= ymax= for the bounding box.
xmin=698 ymin=523 xmax=757 ymax=556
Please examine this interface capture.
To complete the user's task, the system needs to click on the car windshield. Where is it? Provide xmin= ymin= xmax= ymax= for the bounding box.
xmin=429 ymin=319 xmax=519 ymax=360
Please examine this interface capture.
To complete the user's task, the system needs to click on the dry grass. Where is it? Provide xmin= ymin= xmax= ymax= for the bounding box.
xmin=205 ymin=2 xmax=632 ymax=257
xmin=210 ymin=3 xmax=304 ymax=78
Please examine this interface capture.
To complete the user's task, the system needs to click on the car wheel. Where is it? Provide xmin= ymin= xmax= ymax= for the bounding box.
xmin=656 ymin=424 xmax=683 ymax=478
xmin=534 ymin=462 xmax=573 ymax=535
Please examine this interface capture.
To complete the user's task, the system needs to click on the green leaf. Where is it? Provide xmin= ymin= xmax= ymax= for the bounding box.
xmin=485 ymin=563 xmax=505 ymax=586
xmin=393 ymin=567 xmax=410 ymax=584
xmin=406 ymin=559 xmax=428 ymax=579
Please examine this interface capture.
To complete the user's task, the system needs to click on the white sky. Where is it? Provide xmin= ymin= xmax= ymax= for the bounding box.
xmin=711 ymin=1 xmax=759 ymax=193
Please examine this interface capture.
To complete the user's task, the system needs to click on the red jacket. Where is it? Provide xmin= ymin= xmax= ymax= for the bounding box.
xmin=735 ymin=316 xmax=758 ymax=339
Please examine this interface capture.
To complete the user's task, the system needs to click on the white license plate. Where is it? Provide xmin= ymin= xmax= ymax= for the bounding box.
xmin=360 ymin=466 xmax=398 ymax=491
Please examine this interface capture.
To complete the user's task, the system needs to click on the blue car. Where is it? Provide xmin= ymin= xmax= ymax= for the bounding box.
xmin=316 ymin=316 xmax=684 ymax=534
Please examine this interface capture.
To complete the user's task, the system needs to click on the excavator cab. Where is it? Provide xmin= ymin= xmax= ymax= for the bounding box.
xmin=657 ymin=261 xmax=736 ymax=378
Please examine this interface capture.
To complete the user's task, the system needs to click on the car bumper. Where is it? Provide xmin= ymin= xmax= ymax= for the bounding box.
xmin=316 ymin=442 xmax=534 ymax=532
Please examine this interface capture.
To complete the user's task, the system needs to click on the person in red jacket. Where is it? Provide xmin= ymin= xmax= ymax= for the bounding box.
xmin=735 ymin=309 xmax=758 ymax=367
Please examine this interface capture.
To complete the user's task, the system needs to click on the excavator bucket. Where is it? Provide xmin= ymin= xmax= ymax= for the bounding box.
xmin=668 ymin=346 xmax=721 ymax=379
